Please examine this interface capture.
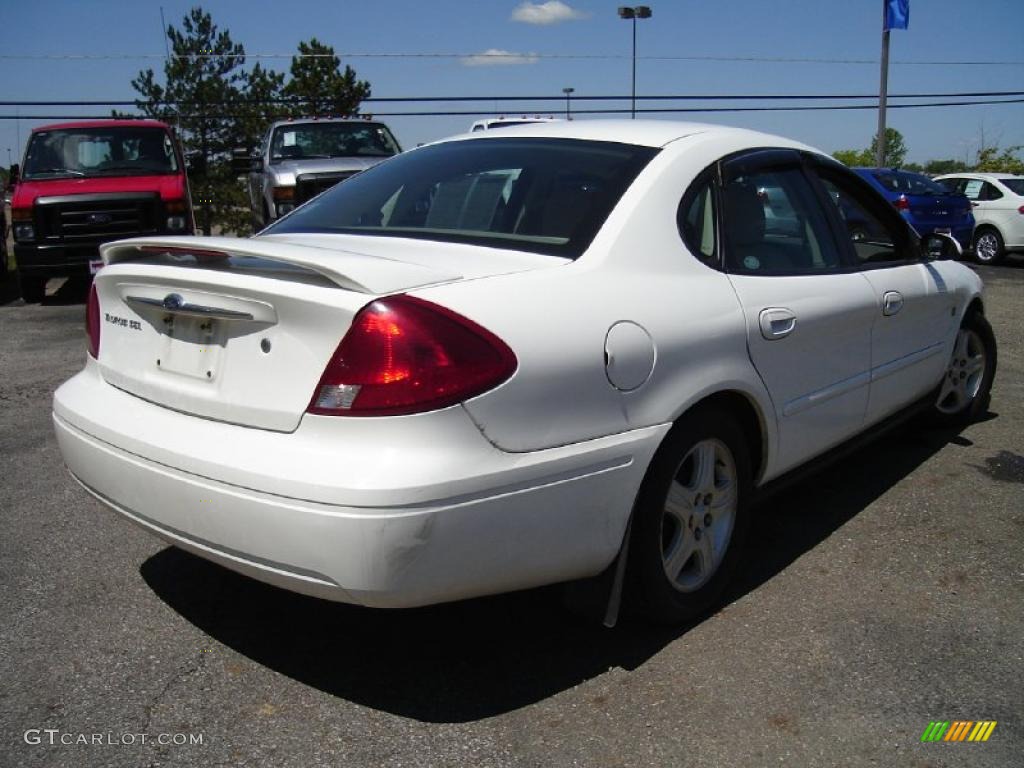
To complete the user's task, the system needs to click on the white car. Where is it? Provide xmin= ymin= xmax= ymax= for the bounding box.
xmin=935 ymin=172 xmax=1024 ymax=264
xmin=53 ymin=121 xmax=996 ymax=624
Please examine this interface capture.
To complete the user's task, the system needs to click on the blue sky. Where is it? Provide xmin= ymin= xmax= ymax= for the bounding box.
xmin=3 ymin=0 xmax=1022 ymax=164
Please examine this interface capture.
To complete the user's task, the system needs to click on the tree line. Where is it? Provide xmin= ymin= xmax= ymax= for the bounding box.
xmin=834 ymin=127 xmax=1024 ymax=176
xmin=124 ymin=7 xmax=371 ymax=235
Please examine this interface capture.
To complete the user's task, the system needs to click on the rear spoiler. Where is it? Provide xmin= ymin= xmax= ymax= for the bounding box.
xmin=101 ymin=235 xmax=461 ymax=295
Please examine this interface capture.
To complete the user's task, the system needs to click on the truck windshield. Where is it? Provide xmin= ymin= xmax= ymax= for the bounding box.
xmin=23 ymin=126 xmax=179 ymax=179
xmin=270 ymin=122 xmax=401 ymax=162
xmin=264 ymin=138 xmax=658 ymax=259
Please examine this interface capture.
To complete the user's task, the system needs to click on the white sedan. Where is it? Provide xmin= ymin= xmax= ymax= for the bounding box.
xmin=53 ymin=121 xmax=996 ymax=624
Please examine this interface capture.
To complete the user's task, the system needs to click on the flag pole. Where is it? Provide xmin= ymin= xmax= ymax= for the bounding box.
xmin=876 ymin=0 xmax=890 ymax=167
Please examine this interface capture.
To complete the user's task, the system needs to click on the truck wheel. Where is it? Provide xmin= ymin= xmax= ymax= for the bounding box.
xmin=18 ymin=273 xmax=47 ymax=304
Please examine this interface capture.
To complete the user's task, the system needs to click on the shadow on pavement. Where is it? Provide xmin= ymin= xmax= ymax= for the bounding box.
xmin=140 ymin=420 xmax=975 ymax=722
xmin=0 ymin=275 xmax=90 ymax=306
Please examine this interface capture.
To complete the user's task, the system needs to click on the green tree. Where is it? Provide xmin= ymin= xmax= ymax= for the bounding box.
xmin=924 ymin=158 xmax=968 ymax=175
xmin=869 ymin=128 xmax=907 ymax=168
xmin=128 ymin=7 xmax=248 ymax=235
xmin=974 ymin=146 xmax=1024 ymax=175
xmin=832 ymin=148 xmax=872 ymax=167
xmin=235 ymin=62 xmax=287 ymax=152
xmin=283 ymin=38 xmax=371 ymax=117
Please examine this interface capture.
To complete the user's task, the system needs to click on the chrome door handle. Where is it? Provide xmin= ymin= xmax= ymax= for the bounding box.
xmin=759 ymin=307 xmax=797 ymax=340
xmin=882 ymin=290 xmax=904 ymax=316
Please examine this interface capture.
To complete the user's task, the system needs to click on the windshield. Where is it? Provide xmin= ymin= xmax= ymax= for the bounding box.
xmin=270 ymin=122 xmax=401 ymax=162
xmin=872 ymin=170 xmax=950 ymax=196
xmin=999 ymin=178 xmax=1024 ymax=195
xmin=23 ymin=126 xmax=179 ymax=179
xmin=264 ymin=138 xmax=658 ymax=259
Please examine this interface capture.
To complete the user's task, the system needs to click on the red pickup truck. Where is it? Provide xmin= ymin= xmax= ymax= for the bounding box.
xmin=8 ymin=119 xmax=194 ymax=302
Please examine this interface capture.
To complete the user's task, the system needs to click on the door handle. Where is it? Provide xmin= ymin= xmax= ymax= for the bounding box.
xmin=882 ymin=290 xmax=904 ymax=316
xmin=970 ymin=201 xmax=979 ymax=207
xmin=759 ymin=308 xmax=797 ymax=340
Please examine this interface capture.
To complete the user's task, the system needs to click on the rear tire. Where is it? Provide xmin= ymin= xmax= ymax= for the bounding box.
xmin=973 ymin=227 xmax=1004 ymax=265
xmin=628 ymin=407 xmax=752 ymax=625
xmin=18 ymin=273 xmax=46 ymax=304
xmin=928 ymin=310 xmax=996 ymax=427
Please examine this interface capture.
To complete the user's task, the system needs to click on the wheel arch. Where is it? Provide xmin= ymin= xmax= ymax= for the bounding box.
xmin=674 ymin=389 xmax=768 ymax=487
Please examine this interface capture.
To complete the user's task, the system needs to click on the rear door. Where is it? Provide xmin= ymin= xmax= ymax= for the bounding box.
xmin=720 ymin=150 xmax=877 ymax=474
xmin=813 ymin=161 xmax=956 ymax=425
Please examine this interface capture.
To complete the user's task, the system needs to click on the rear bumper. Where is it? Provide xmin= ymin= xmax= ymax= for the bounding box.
xmin=53 ymin=361 xmax=666 ymax=608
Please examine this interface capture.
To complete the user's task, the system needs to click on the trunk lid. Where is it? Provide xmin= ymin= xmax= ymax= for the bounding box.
xmin=94 ymin=235 xmax=560 ymax=431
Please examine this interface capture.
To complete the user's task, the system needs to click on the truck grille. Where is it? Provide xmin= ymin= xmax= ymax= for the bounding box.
xmin=294 ymin=172 xmax=357 ymax=205
xmin=36 ymin=193 xmax=161 ymax=243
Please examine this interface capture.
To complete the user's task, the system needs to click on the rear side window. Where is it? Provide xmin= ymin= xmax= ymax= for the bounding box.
xmin=266 ymin=138 xmax=658 ymax=259
xmin=722 ymin=168 xmax=841 ymax=275
xmin=679 ymin=177 xmax=717 ymax=265
xmin=1000 ymin=178 xmax=1024 ymax=195
xmin=872 ymin=171 xmax=948 ymax=196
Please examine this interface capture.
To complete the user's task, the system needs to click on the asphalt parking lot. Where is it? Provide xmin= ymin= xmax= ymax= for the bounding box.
xmin=1 ymin=262 xmax=1022 ymax=768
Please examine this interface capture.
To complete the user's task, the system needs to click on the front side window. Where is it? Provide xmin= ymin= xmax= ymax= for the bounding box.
xmin=722 ymin=167 xmax=841 ymax=274
xmin=270 ymin=122 xmax=401 ymax=162
xmin=266 ymin=138 xmax=658 ymax=258
xmin=23 ymin=127 xmax=178 ymax=179
xmin=817 ymin=168 xmax=916 ymax=265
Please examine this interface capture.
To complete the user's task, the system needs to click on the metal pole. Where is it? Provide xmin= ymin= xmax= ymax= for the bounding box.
xmin=875 ymin=1 xmax=890 ymax=167
xmin=631 ymin=16 xmax=637 ymax=119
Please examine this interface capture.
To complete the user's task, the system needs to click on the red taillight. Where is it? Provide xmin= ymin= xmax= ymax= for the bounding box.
xmin=893 ymin=194 xmax=910 ymax=211
xmin=86 ymin=283 xmax=101 ymax=359
xmin=1018 ymin=205 xmax=1024 ymax=215
xmin=308 ymin=295 xmax=517 ymax=417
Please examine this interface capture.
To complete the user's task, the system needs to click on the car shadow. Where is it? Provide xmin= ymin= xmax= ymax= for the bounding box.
xmin=0 ymin=275 xmax=90 ymax=306
xmin=139 ymin=420 xmax=978 ymax=723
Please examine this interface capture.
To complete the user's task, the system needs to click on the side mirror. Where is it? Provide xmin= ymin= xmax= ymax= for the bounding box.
xmin=185 ymin=152 xmax=207 ymax=177
xmin=923 ymin=232 xmax=962 ymax=261
xmin=7 ymin=163 xmax=19 ymax=189
xmin=230 ymin=148 xmax=261 ymax=174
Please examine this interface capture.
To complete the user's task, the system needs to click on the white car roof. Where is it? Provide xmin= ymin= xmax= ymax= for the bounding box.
xmin=443 ymin=119 xmax=821 ymax=152
xmin=935 ymin=171 xmax=1024 ymax=181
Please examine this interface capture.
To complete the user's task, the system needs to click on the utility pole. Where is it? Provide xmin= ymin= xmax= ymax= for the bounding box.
xmin=562 ymin=87 xmax=575 ymax=119
xmin=876 ymin=0 xmax=909 ymax=167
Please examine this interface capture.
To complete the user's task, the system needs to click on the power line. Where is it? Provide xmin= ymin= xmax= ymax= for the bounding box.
xmin=0 ymin=52 xmax=1022 ymax=66
xmin=2 ymin=90 xmax=1022 ymax=107
xmin=3 ymin=97 xmax=1021 ymax=121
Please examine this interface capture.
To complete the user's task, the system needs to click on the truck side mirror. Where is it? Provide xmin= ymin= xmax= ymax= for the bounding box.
xmin=185 ymin=153 xmax=207 ymax=177
xmin=230 ymin=148 xmax=261 ymax=175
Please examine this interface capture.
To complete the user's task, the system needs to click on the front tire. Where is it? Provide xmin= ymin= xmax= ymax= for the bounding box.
xmin=973 ymin=227 xmax=1005 ymax=265
xmin=628 ymin=407 xmax=752 ymax=624
xmin=930 ymin=310 xmax=996 ymax=426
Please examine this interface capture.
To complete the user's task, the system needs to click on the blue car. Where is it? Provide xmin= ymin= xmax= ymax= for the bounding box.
xmin=853 ymin=168 xmax=975 ymax=251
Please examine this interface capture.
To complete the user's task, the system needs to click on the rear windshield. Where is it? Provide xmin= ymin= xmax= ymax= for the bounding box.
xmin=23 ymin=126 xmax=178 ymax=179
xmin=270 ymin=122 xmax=400 ymax=162
xmin=999 ymin=178 xmax=1024 ymax=195
xmin=872 ymin=170 xmax=950 ymax=196
xmin=265 ymin=138 xmax=658 ymax=258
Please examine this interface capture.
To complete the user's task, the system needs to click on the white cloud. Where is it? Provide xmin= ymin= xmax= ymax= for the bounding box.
xmin=511 ymin=1 xmax=588 ymax=25
xmin=461 ymin=49 xmax=540 ymax=67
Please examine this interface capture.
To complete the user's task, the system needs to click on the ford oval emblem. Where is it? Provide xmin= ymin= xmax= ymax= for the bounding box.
xmin=162 ymin=293 xmax=185 ymax=310
xmin=87 ymin=213 xmax=113 ymax=225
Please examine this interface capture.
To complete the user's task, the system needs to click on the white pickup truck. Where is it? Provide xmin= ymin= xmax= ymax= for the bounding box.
xmin=235 ymin=118 xmax=402 ymax=231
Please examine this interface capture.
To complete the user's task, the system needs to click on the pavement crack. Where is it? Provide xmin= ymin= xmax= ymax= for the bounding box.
xmin=140 ymin=652 xmax=207 ymax=734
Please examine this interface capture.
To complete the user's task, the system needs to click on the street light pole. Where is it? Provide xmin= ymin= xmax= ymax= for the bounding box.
xmin=618 ymin=6 xmax=652 ymax=119
xmin=562 ymin=87 xmax=575 ymax=119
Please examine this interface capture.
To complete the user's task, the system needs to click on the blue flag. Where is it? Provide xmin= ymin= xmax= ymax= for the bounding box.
xmin=885 ymin=0 xmax=910 ymax=30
